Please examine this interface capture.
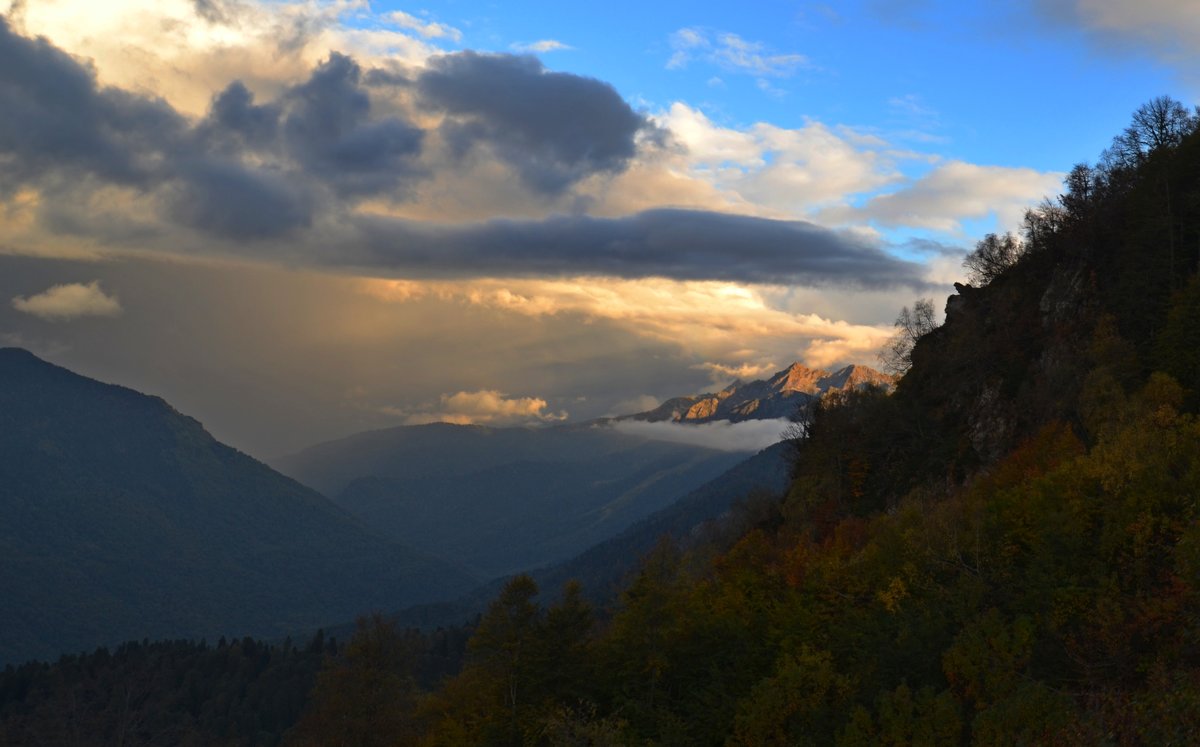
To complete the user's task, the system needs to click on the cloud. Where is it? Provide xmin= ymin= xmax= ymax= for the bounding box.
xmin=279 ymin=52 xmax=425 ymax=197
xmin=166 ymin=160 xmax=314 ymax=239
xmin=610 ymin=418 xmax=788 ymax=452
xmin=386 ymin=10 xmax=461 ymax=42
xmin=694 ymin=361 xmax=777 ymax=383
xmin=510 ymin=40 xmax=572 ymax=53
xmin=1031 ymin=0 xmax=1200 ymax=83
xmin=349 ymin=208 xmax=930 ymax=287
xmin=653 ymin=104 xmax=902 ymax=216
xmin=14 ymin=0 xmax=445 ymax=117
xmin=362 ymin=274 xmax=902 ymax=374
xmin=417 ymin=52 xmax=650 ymax=193
xmin=0 ymin=16 xmax=186 ymax=195
xmin=850 ymin=160 xmax=1065 ymax=232
xmin=398 ymin=389 xmax=568 ymax=425
xmin=667 ymin=28 xmax=810 ymax=77
xmin=12 ymin=280 xmax=122 ymax=320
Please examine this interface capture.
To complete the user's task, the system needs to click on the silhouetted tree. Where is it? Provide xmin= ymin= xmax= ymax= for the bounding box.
xmin=963 ymin=232 xmax=1023 ymax=285
xmin=879 ymin=299 xmax=938 ymax=375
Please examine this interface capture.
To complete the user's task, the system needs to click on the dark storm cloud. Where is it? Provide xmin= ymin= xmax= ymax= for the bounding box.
xmin=282 ymin=53 xmax=425 ymax=197
xmin=417 ymin=52 xmax=652 ymax=193
xmin=0 ymin=16 xmax=185 ymax=194
xmin=167 ymin=161 xmax=313 ymax=240
xmin=198 ymin=82 xmax=282 ymax=152
xmin=349 ymin=209 xmax=928 ymax=289
xmin=0 ymin=22 xmax=425 ymax=240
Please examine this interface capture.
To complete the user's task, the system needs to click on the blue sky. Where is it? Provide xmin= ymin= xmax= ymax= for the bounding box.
xmin=369 ymin=0 xmax=1180 ymax=175
xmin=0 ymin=0 xmax=1197 ymax=454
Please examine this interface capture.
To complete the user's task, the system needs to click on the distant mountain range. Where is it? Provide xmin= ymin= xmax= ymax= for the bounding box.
xmin=621 ymin=362 xmax=894 ymax=424
xmin=272 ymin=423 xmax=749 ymax=580
xmin=0 ymin=348 xmax=475 ymax=664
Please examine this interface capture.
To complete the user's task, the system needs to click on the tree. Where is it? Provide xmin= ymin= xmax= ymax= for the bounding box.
xmin=1060 ymin=163 xmax=1096 ymax=219
xmin=1103 ymin=95 xmax=1196 ymax=169
xmin=962 ymin=232 xmax=1023 ymax=285
xmin=287 ymin=613 xmax=419 ymax=747
xmin=879 ymin=299 xmax=938 ymax=376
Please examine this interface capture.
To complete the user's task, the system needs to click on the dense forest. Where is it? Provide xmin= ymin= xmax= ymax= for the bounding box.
xmin=3 ymin=97 xmax=1200 ymax=745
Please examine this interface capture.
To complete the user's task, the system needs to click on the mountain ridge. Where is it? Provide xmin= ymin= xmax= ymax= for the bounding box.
xmin=0 ymin=348 xmax=476 ymax=664
xmin=621 ymin=361 xmax=894 ymax=424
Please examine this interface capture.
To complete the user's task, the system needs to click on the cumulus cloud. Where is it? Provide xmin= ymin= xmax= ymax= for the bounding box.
xmin=279 ymin=52 xmax=425 ymax=197
xmin=653 ymin=104 xmax=902 ymax=217
xmin=667 ymin=28 xmax=810 ymax=77
xmin=610 ymin=418 xmax=788 ymax=452
xmin=398 ymin=389 xmax=568 ymax=425
xmin=12 ymin=281 xmax=122 ymax=320
xmin=14 ymin=0 xmax=444 ymax=116
xmin=849 ymin=160 xmax=1065 ymax=232
xmin=417 ymin=52 xmax=650 ymax=193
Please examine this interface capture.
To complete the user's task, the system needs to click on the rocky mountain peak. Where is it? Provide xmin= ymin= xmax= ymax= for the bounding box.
xmin=624 ymin=362 xmax=895 ymax=425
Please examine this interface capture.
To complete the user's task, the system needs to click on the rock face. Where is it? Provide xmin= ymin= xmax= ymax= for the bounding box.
xmin=627 ymin=363 xmax=895 ymax=424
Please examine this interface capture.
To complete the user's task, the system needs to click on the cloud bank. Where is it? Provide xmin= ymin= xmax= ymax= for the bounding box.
xmin=611 ymin=418 xmax=789 ymax=452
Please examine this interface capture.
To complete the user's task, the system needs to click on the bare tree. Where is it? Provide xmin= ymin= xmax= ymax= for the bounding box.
xmin=1103 ymin=95 xmax=1196 ymax=169
xmin=879 ymin=298 xmax=938 ymax=375
xmin=963 ymin=232 xmax=1023 ymax=285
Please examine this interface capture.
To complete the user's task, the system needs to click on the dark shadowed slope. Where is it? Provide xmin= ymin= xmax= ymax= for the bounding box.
xmin=273 ymin=422 xmax=749 ymax=579
xmin=381 ymin=441 xmax=794 ymax=631
xmin=0 ymin=348 xmax=475 ymax=664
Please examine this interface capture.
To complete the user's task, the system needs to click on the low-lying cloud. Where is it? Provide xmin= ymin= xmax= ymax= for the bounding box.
xmin=12 ymin=280 xmax=122 ymax=320
xmin=611 ymin=418 xmax=790 ymax=452
xmin=396 ymin=389 xmax=568 ymax=426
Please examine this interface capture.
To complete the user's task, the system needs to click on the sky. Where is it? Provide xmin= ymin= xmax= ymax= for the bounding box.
xmin=0 ymin=0 xmax=1196 ymax=457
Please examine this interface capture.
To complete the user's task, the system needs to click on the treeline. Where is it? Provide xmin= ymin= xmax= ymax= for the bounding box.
xmin=0 ymin=624 xmax=473 ymax=746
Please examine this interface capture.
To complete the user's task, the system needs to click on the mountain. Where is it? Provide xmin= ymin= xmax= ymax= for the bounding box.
xmin=0 ymin=348 xmax=475 ymax=664
xmin=624 ymin=362 xmax=894 ymax=424
xmin=525 ymin=439 xmax=794 ymax=602
xmin=272 ymin=423 xmax=750 ymax=579
xmin=379 ymin=440 xmax=795 ymax=632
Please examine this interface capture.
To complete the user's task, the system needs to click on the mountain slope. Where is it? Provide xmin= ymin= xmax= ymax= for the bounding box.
xmin=625 ymin=362 xmax=893 ymax=424
xmin=0 ymin=348 xmax=475 ymax=664
xmin=379 ymin=441 xmax=795 ymax=631
xmin=273 ymin=423 xmax=749 ymax=579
